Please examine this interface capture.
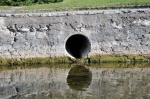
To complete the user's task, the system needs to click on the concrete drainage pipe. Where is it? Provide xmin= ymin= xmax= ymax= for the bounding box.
xmin=65 ymin=34 xmax=91 ymax=58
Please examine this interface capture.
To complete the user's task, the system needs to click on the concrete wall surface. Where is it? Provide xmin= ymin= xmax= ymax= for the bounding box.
xmin=0 ymin=9 xmax=150 ymax=58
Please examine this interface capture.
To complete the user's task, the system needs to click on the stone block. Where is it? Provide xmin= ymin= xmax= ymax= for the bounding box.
xmin=1 ymin=44 xmax=12 ymax=51
xmin=3 ymin=51 xmax=11 ymax=57
xmin=36 ymin=32 xmax=47 ymax=39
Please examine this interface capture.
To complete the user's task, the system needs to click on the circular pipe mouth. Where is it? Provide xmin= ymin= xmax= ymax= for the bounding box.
xmin=65 ymin=34 xmax=91 ymax=58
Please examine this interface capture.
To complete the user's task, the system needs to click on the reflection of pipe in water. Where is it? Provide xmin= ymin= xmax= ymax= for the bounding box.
xmin=67 ymin=65 xmax=92 ymax=91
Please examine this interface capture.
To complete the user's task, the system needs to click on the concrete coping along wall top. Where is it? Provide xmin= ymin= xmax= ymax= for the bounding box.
xmin=0 ymin=8 xmax=150 ymax=17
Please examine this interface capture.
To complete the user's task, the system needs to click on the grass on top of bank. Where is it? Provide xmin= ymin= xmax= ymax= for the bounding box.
xmin=21 ymin=0 xmax=150 ymax=10
xmin=0 ymin=6 xmax=11 ymax=10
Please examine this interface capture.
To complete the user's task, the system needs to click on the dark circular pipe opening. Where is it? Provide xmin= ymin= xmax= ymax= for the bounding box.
xmin=65 ymin=34 xmax=91 ymax=58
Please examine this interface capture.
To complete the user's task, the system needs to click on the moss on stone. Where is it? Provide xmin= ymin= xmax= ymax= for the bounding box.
xmin=0 ymin=57 xmax=73 ymax=66
xmin=90 ymin=55 xmax=150 ymax=63
xmin=0 ymin=58 xmax=8 ymax=65
xmin=0 ymin=55 xmax=149 ymax=66
xmin=100 ymin=55 xmax=127 ymax=63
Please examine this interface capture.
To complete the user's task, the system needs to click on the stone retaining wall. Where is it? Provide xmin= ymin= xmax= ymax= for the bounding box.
xmin=0 ymin=9 xmax=150 ymax=59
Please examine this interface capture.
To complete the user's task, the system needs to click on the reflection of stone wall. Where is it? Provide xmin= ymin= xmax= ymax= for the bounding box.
xmin=90 ymin=68 xmax=150 ymax=99
xmin=0 ymin=67 xmax=69 ymax=99
xmin=0 ymin=9 xmax=150 ymax=58
xmin=0 ymin=66 xmax=150 ymax=99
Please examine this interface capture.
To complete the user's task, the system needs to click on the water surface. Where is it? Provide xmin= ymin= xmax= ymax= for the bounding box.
xmin=0 ymin=63 xmax=150 ymax=99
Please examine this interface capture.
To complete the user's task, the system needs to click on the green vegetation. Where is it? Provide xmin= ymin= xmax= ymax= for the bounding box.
xmin=0 ymin=55 xmax=149 ymax=66
xmin=0 ymin=57 xmax=72 ymax=66
xmin=0 ymin=0 xmax=150 ymax=11
xmin=0 ymin=6 xmax=10 ymax=10
xmin=90 ymin=55 xmax=150 ymax=63
xmin=0 ymin=0 xmax=63 ymax=6
xmin=21 ymin=0 xmax=150 ymax=10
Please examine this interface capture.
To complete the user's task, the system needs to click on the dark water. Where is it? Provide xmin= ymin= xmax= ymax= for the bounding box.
xmin=0 ymin=63 xmax=150 ymax=99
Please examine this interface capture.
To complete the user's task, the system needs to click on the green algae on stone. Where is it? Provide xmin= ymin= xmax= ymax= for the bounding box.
xmin=90 ymin=55 xmax=150 ymax=63
xmin=0 ymin=55 xmax=149 ymax=66
xmin=0 ymin=57 xmax=73 ymax=66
